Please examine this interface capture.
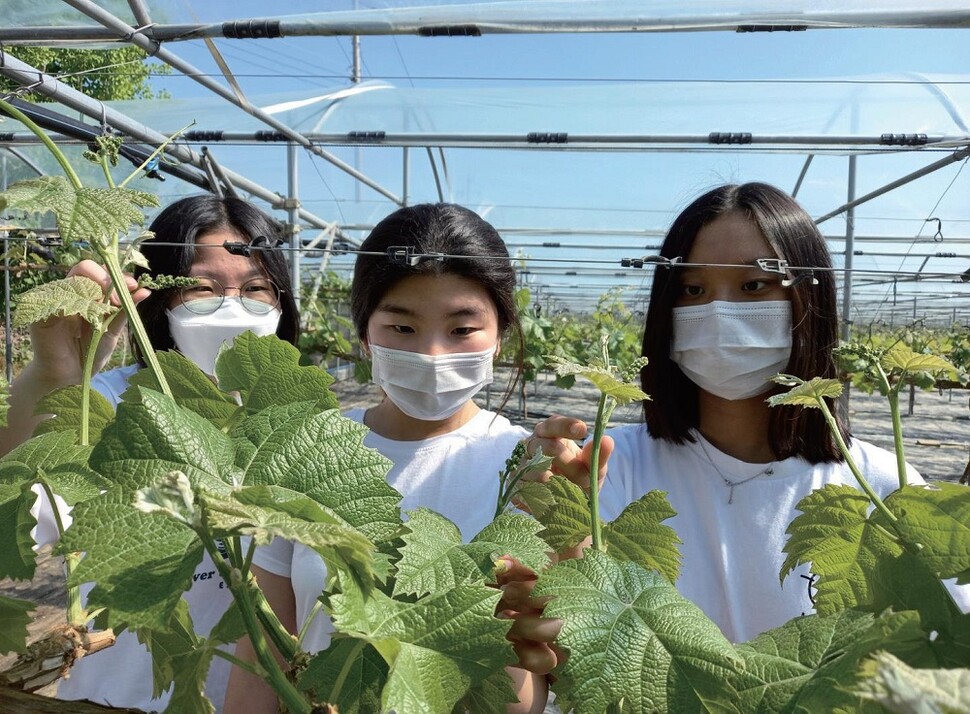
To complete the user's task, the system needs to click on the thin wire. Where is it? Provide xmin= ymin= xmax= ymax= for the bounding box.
xmin=1 ymin=234 xmax=965 ymax=281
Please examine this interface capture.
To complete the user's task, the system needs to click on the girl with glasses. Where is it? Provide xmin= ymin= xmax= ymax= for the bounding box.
xmin=1 ymin=194 xmax=299 ymax=712
xmin=225 ymin=203 xmax=555 ymax=714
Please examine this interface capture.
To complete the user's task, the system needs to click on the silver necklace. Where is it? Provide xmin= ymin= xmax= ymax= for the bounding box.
xmin=695 ymin=436 xmax=775 ymax=504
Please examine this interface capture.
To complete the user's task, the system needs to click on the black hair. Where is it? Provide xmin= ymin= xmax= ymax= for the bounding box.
xmin=132 ymin=194 xmax=299 ymax=365
xmin=641 ymin=182 xmax=849 ymax=463
xmin=350 ymin=203 xmax=523 ymax=409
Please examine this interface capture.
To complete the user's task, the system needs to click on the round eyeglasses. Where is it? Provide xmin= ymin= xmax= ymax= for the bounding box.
xmin=178 ymin=277 xmax=282 ymax=315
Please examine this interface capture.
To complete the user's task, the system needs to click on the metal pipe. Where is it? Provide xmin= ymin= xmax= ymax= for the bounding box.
xmin=0 ymin=52 xmax=354 ymax=242
xmin=0 ymin=146 xmax=45 ymax=176
xmin=4 ymin=128 xmax=966 ymax=152
xmin=287 ymin=142 xmax=301 ymax=302
xmin=60 ymin=0 xmax=403 ymax=206
xmin=5 ymin=3 xmax=970 ymax=42
xmin=816 ymin=145 xmax=970 ymax=224
xmin=126 ymin=0 xmax=153 ymax=29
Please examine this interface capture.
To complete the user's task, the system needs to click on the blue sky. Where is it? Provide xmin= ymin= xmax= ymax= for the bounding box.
xmin=11 ymin=1 xmax=970 ymax=320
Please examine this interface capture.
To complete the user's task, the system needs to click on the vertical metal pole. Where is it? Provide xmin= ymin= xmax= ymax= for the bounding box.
xmin=2 ymin=154 xmax=12 ymax=382
xmin=287 ymin=143 xmax=301 ymax=304
xmin=839 ymin=154 xmax=857 ymax=423
xmin=402 ymin=147 xmax=410 ymax=207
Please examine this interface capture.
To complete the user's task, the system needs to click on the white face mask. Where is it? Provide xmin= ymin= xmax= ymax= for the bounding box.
xmin=671 ymin=300 xmax=792 ymax=401
xmin=369 ymin=343 xmax=496 ymax=421
xmin=166 ymin=298 xmax=282 ymax=376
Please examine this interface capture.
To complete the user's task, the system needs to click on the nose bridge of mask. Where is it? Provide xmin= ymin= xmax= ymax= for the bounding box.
xmin=678 ymin=300 xmax=791 ymax=348
xmin=371 ymin=345 xmax=494 ymax=392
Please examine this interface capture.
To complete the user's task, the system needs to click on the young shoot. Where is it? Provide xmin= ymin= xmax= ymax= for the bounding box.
xmin=494 ymin=440 xmax=554 ymax=518
xmin=545 ymin=335 xmax=648 ymax=551
xmin=834 ymin=342 xmax=959 ymax=488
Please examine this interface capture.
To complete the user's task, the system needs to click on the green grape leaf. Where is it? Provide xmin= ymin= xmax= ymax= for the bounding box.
xmin=33 ymin=384 xmax=116 ymax=444
xmin=886 ymin=482 xmax=970 ymax=580
xmin=854 ymin=651 xmax=970 ymax=714
xmin=735 ymin=609 xmax=877 ymax=712
xmin=781 ymin=484 xmax=904 ymax=615
xmin=12 ymin=275 xmax=116 ymax=330
xmin=466 ymin=513 xmax=551 ymax=579
xmin=232 ymin=405 xmax=400 ymax=543
xmin=781 ymin=610 xmax=934 ymax=713
xmin=0 ymin=482 xmax=37 ymax=581
xmin=767 ymin=375 xmax=843 ymax=408
xmin=534 ymin=550 xmax=743 ymax=714
xmin=215 ymin=332 xmax=338 ymax=416
xmin=0 ymin=175 xmax=158 ymax=243
xmin=298 ymin=638 xmax=388 ymax=714
xmin=393 ymin=509 xmax=479 ymax=598
xmin=603 ymin=489 xmax=682 ymax=583
xmin=203 ymin=487 xmax=375 ymax=591
xmin=512 ymin=480 xmax=557 ymax=518
xmin=128 ymin=351 xmax=238 ymax=428
xmin=527 ymin=475 xmax=591 ymax=552
xmin=454 ymin=669 xmax=517 ymax=714
xmin=60 ymin=488 xmax=203 ymax=632
xmin=93 ymin=388 xmax=236 ymax=495
xmin=0 ymin=432 xmax=98 ymax=579
xmin=882 ymin=344 xmax=959 ymax=380
xmin=0 ymin=593 xmax=35 ymax=655
xmin=331 ymin=582 xmax=514 ymax=714
xmin=140 ymin=599 xmax=213 ymax=710
xmin=545 ymin=355 xmax=648 ymax=404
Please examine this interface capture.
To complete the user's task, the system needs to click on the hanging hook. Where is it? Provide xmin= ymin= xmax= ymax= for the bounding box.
xmin=926 ymin=217 xmax=943 ymax=242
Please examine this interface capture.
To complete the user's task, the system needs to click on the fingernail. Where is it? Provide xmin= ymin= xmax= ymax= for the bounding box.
xmin=569 ymin=424 xmax=584 ymax=438
xmin=493 ymin=557 xmax=512 ymax=575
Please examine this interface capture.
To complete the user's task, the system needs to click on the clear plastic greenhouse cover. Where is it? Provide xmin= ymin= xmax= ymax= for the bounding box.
xmin=3 ymin=0 xmax=970 ymax=322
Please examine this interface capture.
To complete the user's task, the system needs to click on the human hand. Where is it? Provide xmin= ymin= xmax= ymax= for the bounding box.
xmin=494 ymin=556 xmax=563 ymax=675
xmin=29 ymin=260 xmax=151 ymax=381
xmin=522 ymin=415 xmax=613 ymax=491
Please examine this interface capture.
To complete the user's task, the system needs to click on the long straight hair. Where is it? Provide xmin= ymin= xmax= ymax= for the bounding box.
xmin=350 ymin=203 xmax=524 ymax=413
xmin=641 ymin=182 xmax=849 ymax=463
xmin=133 ymin=195 xmax=299 ymax=365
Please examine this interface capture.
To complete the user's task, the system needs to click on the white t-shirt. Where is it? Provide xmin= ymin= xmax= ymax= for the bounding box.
xmin=253 ymin=407 xmax=528 ymax=653
xmin=30 ymin=364 xmax=234 ymax=713
xmin=598 ymin=424 xmax=970 ymax=644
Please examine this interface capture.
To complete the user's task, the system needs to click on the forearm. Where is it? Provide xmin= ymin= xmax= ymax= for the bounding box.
xmin=507 ymin=667 xmax=549 ymax=714
xmin=0 ymin=361 xmax=77 ymax=455
xmin=223 ymin=635 xmax=285 ymax=714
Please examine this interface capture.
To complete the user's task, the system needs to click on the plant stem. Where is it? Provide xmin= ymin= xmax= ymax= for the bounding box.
xmin=587 ymin=393 xmax=611 ymax=552
xmin=873 ymin=363 xmax=908 ymax=489
xmin=200 ymin=520 xmax=308 ymax=713
xmin=886 ymin=385 xmax=908 ymax=489
xmin=39 ymin=480 xmax=85 ymax=627
xmin=0 ymin=99 xmax=83 ymax=189
xmin=817 ymin=398 xmax=897 ymax=525
xmin=78 ymin=323 xmax=109 ymax=447
xmin=98 ymin=254 xmax=171 ymax=398
xmin=99 ymin=156 xmax=116 ymax=190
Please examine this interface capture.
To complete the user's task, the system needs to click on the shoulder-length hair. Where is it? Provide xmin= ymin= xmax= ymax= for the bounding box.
xmin=641 ymin=182 xmax=849 ymax=463
xmin=350 ymin=202 xmax=524 ymax=409
xmin=132 ymin=194 xmax=300 ymax=365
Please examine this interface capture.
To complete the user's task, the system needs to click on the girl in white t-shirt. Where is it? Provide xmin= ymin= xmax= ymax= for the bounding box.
xmin=526 ymin=182 xmax=969 ymax=643
xmin=3 ymin=195 xmax=301 ymax=712
xmin=226 ymin=203 xmax=553 ymax=713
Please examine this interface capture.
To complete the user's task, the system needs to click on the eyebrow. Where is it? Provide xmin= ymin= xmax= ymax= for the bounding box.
xmin=375 ymin=303 xmax=487 ymax=319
